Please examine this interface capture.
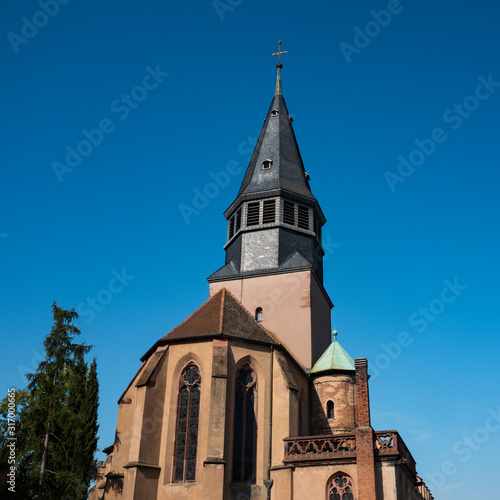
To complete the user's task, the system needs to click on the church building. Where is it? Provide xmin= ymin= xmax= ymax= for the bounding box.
xmin=89 ymin=54 xmax=434 ymax=500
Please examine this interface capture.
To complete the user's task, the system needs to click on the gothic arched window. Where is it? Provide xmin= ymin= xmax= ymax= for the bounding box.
xmin=232 ymin=366 xmax=257 ymax=483
xmin=173 ymin=363 xmax=201 ymax=482
xmin=327 ymin=473 xmax=354 ymax=500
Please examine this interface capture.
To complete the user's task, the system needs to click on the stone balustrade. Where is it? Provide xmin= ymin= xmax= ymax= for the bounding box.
xmin=283 ymin=433 xmax=357 ymax=462
xmin=283 ymin=430 xmax=416 ymax=474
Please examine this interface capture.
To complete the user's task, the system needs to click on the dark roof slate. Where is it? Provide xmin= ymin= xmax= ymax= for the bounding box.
xmin=161 ymin=288 xmax=279 ymax=345
xmin=236 ymin=79 xmax=316 ymax=202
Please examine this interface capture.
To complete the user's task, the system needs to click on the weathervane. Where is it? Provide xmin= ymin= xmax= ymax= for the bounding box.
xmin=271 ymin=40 xmax=288 ymax=66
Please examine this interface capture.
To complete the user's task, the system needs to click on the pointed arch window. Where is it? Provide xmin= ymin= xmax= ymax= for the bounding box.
xmin=327 ymin=473 xmax=354 ymax=500
xmin=232 ymin=366 xmax=257 ymax=483
xmin=174 ymin=363 xmax=201 ymax=482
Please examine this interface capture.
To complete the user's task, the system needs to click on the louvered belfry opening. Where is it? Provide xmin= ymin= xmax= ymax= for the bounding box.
xmin=263 ymin=199 xmax=276 ymax=224
xmin=246 ymin=202 xmax=260 ymax=226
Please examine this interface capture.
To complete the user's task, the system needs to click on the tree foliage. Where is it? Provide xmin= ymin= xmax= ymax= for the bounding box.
xmin=0 ymin=302 xmax=99 ymax=499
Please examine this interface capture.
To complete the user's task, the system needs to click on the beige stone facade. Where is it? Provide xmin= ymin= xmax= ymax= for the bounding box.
xmin=89 ymin=288 xmax=433 ymax=500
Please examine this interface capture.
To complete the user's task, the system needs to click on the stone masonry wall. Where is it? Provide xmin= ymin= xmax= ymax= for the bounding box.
xmin=310 ymin=374 xmax=356 ymax=434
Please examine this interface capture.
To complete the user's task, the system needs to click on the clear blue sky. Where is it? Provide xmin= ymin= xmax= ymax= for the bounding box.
xmin=1 ymin=1 xmax=499 ymax=498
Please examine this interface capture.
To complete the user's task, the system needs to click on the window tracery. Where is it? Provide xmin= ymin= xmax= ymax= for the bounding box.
xmin=174 ymin=363 xmax=201 ymax=482
xmin=327 ymin=473 xmax=354 ymax=500
xmin=232 ymin=366 xmax=257 ymax=483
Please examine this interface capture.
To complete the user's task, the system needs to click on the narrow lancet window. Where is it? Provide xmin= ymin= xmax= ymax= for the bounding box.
xmin=327 ymin=400 xmax=334 ymax=419
xmin=174 ymin=363 xmax=201 ymax=482
xmin=232 ymin=367 xmax=257 ymax=483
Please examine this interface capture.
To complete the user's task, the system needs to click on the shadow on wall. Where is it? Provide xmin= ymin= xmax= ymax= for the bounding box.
xmin=103 ymin=476 xmax=123 ymax=496
xmin=310 ymin=387 xmax=329 ymax=435
xmin=230 ymin=482 xmax=262 ymax=500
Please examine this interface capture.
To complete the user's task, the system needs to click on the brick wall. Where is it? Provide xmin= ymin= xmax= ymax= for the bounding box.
xmin=310 ymin=374 xmax=356 ymax=434
xmin=355 ymin=358 xmax=377 ymax=500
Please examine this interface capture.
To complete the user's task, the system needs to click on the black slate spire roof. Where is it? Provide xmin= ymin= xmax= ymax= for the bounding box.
xmin=208 ymin=62 xmax=327 ymax=285
xmin=236 ymin=65 xmax=316 ymax=202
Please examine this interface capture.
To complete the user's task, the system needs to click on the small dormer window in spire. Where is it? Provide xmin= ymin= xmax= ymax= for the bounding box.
xmin=288 ymin=115 xmax=293 ymax=122
xmin=262 ymin=159 xmax=272 ymax=170
xmin=271 ymin=109 xmax=279 ymax=117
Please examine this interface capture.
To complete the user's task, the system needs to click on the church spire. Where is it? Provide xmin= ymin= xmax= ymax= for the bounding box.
xmin=208 ymin=50 xmax=327 ymax=283
xmin=208 ymin=52 xmax=333 ymax=368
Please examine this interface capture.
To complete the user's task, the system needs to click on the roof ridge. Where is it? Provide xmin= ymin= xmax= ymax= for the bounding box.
xmin=219 ymin=288 xmax=226 ymax=334
xmin=162 ymin=289 xmax=223 ymax=340
xmin=222 ymin=288 xmax=279 ymax=342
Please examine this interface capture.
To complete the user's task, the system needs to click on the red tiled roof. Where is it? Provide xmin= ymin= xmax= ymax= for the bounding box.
xmin=162 ymin=288 xmax=279 ymax=345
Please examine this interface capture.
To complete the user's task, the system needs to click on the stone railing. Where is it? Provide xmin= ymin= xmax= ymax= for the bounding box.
xmin=375 ymin=431 xmax=416 ymax=474
xmin=283 ymin=433 xmax=356 ymax=462
xmin=283 ymin=430 xmax=416 ymax=472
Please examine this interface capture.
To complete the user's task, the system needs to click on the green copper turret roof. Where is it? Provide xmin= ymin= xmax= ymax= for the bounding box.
xmin=310 ymin=330 xmax=355 ymax=373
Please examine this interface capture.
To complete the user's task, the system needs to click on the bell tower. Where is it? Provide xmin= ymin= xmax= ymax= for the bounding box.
xmin=208 ymin=52 xmax=332 ymax=369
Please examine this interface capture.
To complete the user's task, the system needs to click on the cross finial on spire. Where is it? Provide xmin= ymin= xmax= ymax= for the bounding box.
xmin=271 ymin=39 xmax=288 ymax=67
xmin=332 ymin=329 xmax=338 ymax=342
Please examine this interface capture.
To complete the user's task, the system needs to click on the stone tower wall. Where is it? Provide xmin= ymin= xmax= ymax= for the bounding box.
xmin=310 ymin=373 xmax=356 ymax=434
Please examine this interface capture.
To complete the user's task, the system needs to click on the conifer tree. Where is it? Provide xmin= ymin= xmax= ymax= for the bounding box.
xmin=0 ymin=302 xmax=99 ymax=500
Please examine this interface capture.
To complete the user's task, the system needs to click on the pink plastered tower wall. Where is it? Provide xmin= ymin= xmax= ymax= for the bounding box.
xmin=209 ymin=270 xmax=331 ymax=369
